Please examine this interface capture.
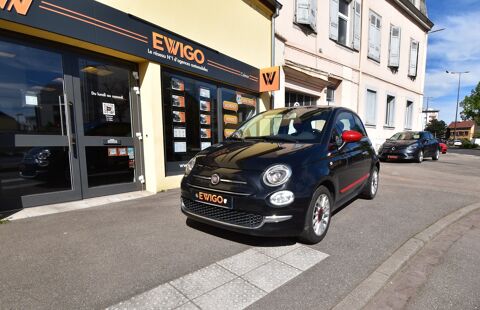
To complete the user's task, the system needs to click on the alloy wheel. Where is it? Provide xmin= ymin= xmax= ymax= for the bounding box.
xmin=371 ymin=170 xmax=379 ymax=196
xmin=312 ymin=194 xmax=330 ymax=236
xmin=418 ymin=150 xmax=424 ymax=162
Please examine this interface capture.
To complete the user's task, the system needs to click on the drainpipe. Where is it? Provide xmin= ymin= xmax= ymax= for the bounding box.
xmin=270 ymin=7 xmax=280 ymax=110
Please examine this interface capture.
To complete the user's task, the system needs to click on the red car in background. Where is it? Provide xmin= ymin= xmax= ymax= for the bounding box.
xmin=437 ymin=139 xmax=448 ymax=154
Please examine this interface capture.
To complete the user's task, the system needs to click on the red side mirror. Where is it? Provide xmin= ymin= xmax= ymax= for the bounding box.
xmin=342 ymin=130 xmax=363 ymax=143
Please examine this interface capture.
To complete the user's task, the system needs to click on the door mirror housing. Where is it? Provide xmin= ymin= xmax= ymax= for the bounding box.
xmin=342 ymin=130 xmax=363 ymax=143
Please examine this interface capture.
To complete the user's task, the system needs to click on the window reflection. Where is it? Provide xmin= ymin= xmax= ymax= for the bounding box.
xmin=0 ymin=39 xmax=65 ymax=135
xmin=79 ymin=59 xmax=132 ymax=137
xmin=0 ymin=146 xmax=71 ymax=214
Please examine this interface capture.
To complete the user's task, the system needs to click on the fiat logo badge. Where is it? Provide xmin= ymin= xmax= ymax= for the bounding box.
xmin=211 ymin=174 xmax=220 ymax=185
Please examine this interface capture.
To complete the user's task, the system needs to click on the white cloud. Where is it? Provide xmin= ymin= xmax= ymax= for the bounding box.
xmin=425 ymin=10 xmax=480 ymax=102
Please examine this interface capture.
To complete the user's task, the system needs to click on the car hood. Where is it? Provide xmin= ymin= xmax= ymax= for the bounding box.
xmin=196 ymin=141 xmax=318 ymax=171
xmin=383 ymin=140 xmax=418 ymax=148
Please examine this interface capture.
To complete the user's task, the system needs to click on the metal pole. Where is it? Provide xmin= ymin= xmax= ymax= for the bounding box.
xmin=454 ymin=73 xmax=461 ymax=142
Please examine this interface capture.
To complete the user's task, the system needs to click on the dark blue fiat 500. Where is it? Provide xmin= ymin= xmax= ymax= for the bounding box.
xmin=181 ymin=106 xmax=379 ymax=244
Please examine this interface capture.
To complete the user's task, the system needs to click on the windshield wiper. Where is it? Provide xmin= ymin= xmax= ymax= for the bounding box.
xmin=247 ymin=136 xmax=299 ymax=143
xmin=226 ymin=136 xmax=245 ymax=141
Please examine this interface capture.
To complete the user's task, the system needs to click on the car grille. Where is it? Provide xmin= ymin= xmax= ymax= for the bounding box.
xmin=182 ymin=198 xmax=264 ymax=229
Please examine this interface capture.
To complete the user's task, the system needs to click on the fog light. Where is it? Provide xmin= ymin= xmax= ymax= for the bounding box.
xmin=269 ymin=190 xmax=294 ymax=206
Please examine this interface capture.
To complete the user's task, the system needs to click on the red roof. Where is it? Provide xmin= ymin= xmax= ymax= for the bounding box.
xmin=448 ymin=120 xmax=475 ymax=129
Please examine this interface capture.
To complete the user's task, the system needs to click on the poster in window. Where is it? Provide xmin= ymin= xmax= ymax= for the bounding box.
xmin=199 ymin=87 xmax=210 ymax=98
xmin=108 ymin=147 xmax=118 ymax=156
xmin=201 ymin=142 xmax=212 ymax=150
xmin=173 ymin=111 xmax=186 ymax=123
xmin=201 ymin=128 xmax=211 ymax=139
xmin=236 ymin=93 xmax=256 ymax=107
xmin=127 ymin=147 xmax=135 ymax=159
xmin=200 ymin=100 xmax=211 ymax=112
xmin=224 ymin=114 xmax=238 ymax=125
xmin=171 ymin=78 xmax=185 ymax=91
xmin=173 ymin=127 xmax=186 ymax=138
xmin=172 ymin=95 xmax=185 ymax=107
xmin=223 ymin=101 xmax=238 ymax=112
xmin=224 ymin=129 xmax=236 ymax=138
xmin=200 ymin=114 xmax=211 ymax=125
xmin=174 ymin=141 xmax=187 ymax=153
xmin=118 ymin=147 xmax=127 ymax=156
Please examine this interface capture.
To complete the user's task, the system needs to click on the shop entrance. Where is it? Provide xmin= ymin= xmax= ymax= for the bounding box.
xmin=0 ymin=35 xmax=143 ymax=216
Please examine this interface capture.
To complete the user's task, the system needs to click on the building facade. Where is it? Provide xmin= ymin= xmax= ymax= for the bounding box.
xmin=273 ymin=0 xmax=433 ymax=150
xmin=0 ymin=0 xmax=280 ymax=215
xmin=448 ymin=120 xmax=476 ymax=141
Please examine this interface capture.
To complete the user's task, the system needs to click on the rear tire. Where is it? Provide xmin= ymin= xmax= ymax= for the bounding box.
xmin=299 ymin=186 xmax=332 ymax=244
xmin=360 ymin=166 xmax=379 ymax=200
xmin=432 ymin=149 xmax=439 ymax=160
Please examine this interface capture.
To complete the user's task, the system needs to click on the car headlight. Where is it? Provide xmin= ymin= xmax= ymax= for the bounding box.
xmin=185 ymin=156 xmax=197 ymax=175
xmin=406 ymin=144 xmax=418 ymax=151
xmin=269 ymin=190 xmax=295 ymax=206
xmin=262 ymin=164 xmax=292 ymax=187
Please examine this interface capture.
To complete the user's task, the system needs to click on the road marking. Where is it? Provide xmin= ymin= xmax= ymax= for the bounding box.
xmin=107 ymin=244 xmax=329 ymax=310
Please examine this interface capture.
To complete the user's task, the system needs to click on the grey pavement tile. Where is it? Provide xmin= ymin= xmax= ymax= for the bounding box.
xmin=277 ymin=246 xmax=329 ymax=271
xmin=170 ymin=263 xmax=236 ymax=299
xmin=253 ymin=243 xmax=301 ymax=258
xmin=193 ymin=278 xmax=266 ymax=310
xmin=217 ymin=249 xmax=272 ymax=276
xmin=242 ymin=260 xmax=301 ymax=293
xmin=175 ymin=301 xmax=200 ymax=310
xmin=107 ymin=283 xmax=187 ymax=310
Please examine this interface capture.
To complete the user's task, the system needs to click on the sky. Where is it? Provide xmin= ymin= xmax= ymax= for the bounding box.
xmin=424 ymin=0 xmax=480 ymax=124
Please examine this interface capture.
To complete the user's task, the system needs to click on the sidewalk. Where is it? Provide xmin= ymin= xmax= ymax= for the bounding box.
xmin=365 ymin=207 xmax=480 ymax=310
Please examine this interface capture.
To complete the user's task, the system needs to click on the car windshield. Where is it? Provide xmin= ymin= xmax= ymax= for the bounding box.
xmin=389 ymin=132 xmax=421 ymax=141
xmin=229 ymin=108 xmax=331 ymax=143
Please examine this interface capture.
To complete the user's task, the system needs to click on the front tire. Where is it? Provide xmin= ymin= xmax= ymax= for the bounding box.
xmin=299 ymin=186 xmax=332 ymax=244
xmin=416 ymin=150 xmax=424 ymax=163
xmin=432 ymin=149 xmax=440 ymax=160
xmin=360 ymin=166 xmax=379 ymax=200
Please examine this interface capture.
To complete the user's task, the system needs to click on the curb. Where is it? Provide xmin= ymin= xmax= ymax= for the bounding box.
xmin=331 ymin=201 xmax=480 ymax=310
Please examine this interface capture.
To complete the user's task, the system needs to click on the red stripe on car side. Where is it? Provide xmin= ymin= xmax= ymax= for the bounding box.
xmin=340 ymin=173 xmax=370 ymax=193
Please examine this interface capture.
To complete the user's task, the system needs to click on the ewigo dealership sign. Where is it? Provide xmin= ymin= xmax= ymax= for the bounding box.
xmin=0 ymin=0 xmax=262 ymax=91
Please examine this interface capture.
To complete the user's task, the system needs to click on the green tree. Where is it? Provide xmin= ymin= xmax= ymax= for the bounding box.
xmin=460 ymin=82 xmax=480 ymax=124
xmin=425 ymin=119 xmax=447 ymax=138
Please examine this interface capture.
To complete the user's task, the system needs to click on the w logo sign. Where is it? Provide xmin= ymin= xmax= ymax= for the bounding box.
xmin=259 ymin=66 xmax=280 ymax=92
xmin=0 ymin=0 xmax=33 ymax=15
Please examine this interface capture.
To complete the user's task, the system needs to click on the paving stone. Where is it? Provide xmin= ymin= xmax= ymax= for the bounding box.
xmin=175 ymin=301 xmax=200 ymax=310
xmin=107 ymin=283 xmax=187 ymax=310
xmin=170 ymin=263 xmax=236 ymax=299
xmin=242 ymin=260 xmax=301 ymax=292
xmin=193 ymin=278 xmax=266 ymax=310
xmin=217 ymin=249 xmax=272 ymax=276
xmin=277 ymin=246 xmax=329 ymax=271
xmin=253 ymin=243 xmax=301 ymax=258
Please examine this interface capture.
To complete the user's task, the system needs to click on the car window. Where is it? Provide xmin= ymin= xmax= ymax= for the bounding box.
xmin=335 ymin=112 xmax=355 ymax=133
xmin=352 ymin=114 xmax=367 ymax=136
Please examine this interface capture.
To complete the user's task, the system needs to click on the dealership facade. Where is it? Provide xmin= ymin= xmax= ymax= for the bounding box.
xmin=0 ymin=0 xmax=281 ymax=215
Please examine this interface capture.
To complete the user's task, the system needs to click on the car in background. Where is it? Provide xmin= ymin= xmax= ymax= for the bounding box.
xmin=453 ymin=140 xmax=462 ymax=147
xmin=378 ymin=131 xmax=439 ymax=163
xmin=437 ymin=139 xmax=448 ymax=154
xmin=181 ymin=106 xmax=379 ymax=244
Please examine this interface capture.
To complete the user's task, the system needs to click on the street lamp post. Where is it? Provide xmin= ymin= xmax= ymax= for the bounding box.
xmin=446 ymin=70 xmax=469 ymax=142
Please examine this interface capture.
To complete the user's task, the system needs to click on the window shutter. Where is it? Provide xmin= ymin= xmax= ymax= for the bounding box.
xmin=296 ymin=0 xmax=310 ymax=25
xmin=309 ymin=0 xmax=317 ymax=31
xmin=388 ymin=25 xmax=401 ymax=67
xmin=409 ymin=39 xmax=419 ymax=77
xmin=330 ymin=0 xmax=339 ymax=40
xmin=366 ymin=90 xmax=377 ymax=125
xmin=352 ymin=0 xmax=362 ymax=50
xmin=368 ymin=12 xmax=381 ymax=61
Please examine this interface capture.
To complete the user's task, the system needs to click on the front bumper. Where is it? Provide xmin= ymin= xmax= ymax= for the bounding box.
xmin=379 ymin=149 xmax=417 ymax=161
xmin=180 ymin=186 xmax=309 ymax=237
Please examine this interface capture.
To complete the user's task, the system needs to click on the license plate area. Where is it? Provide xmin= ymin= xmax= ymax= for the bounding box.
xmin=194 ymin=191 xmax=232 ymax=209
xmin=387 ymin=155 xmax=399 ymax=159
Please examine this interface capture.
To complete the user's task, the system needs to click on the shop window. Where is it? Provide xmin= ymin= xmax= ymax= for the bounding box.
xmin=162 ymin=70 xmax=257 ymax=175
xmin=285 ymin=90 xmax=318 ymax=107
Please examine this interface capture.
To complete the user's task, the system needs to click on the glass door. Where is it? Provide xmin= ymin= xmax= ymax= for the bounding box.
xmin=72 ymin=57 xmax=142 ymax=198
xmin=0 ymin=37 xmax=81 ymax=216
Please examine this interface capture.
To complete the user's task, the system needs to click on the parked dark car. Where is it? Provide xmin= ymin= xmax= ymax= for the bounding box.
xmin=378 ymin=131 xmax=440 ymax=163
xmin=180 ymin=107 xmax=379 ymax=244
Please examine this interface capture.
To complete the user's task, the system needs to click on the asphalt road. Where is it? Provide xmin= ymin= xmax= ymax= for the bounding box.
xmin=448 ymin=147 xmax=480 ymax=156
xmin=0 ymin=152 xmax=479 ymax=309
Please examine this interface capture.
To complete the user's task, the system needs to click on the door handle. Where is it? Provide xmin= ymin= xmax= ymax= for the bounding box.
xmin=63 ymin=94 xmax=77 ymax=158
